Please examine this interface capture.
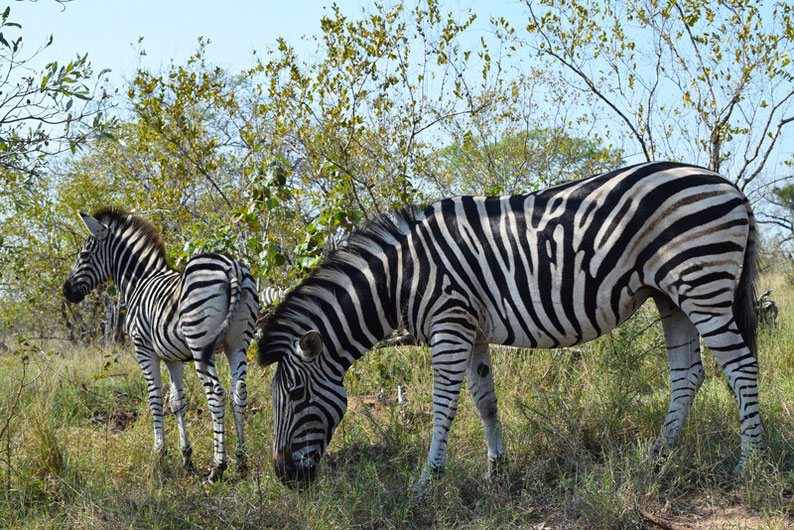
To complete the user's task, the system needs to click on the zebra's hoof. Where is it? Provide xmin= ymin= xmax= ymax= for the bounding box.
xmin=181 ymin=446 xmax=193 ymax=470
xmin=207 ymin=462 xmax=227 ymax=483
xmin=650 ymin=435 xmax=672 ymax=460
xmin=486 ymin=453 xmax=508 ymax=479
xmin=154 ymin=445 xmax=167 ymax=464
xmin=411 ymin=474 xmax=432 ymax=497
xmin=411 ymin=465 xmax=443 ymax=496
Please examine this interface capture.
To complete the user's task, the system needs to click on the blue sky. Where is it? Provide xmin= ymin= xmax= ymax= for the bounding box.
xmin=7 ymin=0 xmax=791 ymax=192
xmin=9 ymin=1 xmax=528 ymax=88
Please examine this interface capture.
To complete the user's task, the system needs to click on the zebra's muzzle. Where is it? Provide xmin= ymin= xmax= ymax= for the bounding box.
xmin=63 ymin=280 xmax=86 ymax=304
xmin=273 ymin=449 xmax=319 ymax=486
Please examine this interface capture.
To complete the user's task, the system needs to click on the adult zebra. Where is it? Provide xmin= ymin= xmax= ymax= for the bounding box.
xmin=63 ymin=207 xmax=259 ymax=482
xmin=258 ymin=161 xmax=760 ymax=487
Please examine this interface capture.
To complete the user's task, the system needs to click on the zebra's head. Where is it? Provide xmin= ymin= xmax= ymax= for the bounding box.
xmin=263 ymin=328 xmax=348 ymax=485
xmin=63 ymin=212 xmax=112 ymax=304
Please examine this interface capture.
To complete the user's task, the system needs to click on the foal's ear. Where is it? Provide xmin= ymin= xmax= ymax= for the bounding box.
xmin=79 ymin=212 xmax=108 ymax=240
xmin=297 ymin=330 xmax=323 ymax=363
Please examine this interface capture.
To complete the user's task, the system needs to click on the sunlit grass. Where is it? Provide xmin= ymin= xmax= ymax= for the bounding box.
xmin=0 ymin=271 xmax=793 ymax=527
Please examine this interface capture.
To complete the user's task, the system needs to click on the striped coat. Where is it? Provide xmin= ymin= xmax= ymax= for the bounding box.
xmin=63 ymin=207 xmax=259 ymax=482
xmin=258 ymin=162 xmax=759 ymax=487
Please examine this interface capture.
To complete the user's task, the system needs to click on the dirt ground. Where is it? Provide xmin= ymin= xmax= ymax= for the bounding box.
xmin=637 ymin=503 xmax=787 ymax=529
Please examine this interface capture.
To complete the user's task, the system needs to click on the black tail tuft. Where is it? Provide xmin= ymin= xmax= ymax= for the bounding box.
xmin=734 ymin=201 xmax=759 ymax=357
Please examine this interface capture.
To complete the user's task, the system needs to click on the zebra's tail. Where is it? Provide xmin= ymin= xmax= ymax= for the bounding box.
xmin=734 ymin=198 xmax=759 ymax=357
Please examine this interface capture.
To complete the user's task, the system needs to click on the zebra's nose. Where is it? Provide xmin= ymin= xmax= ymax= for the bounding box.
xmin=273 ymin=449 xmax=297 ymax=484
xmin=273 ymin=449 xmax=318 ymax=486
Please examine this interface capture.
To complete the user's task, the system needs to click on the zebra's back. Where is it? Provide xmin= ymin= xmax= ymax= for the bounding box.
xmin=403 ymin=162 xmax=752 ymax=349
xmin=124 ymin=253 xmax=258 ymax=362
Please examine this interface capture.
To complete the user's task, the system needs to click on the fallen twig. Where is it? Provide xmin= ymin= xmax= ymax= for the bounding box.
xmin=639 ymin=507 xmax=688 ymax=530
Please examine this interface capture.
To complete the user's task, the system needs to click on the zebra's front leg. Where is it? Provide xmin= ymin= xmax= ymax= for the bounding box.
xmin=165 ymin=360 xmax=193 ymax=470
xmin=225 ymin=347 xmax=249 ymax=475
xmin=134 ymin=343 xmax=167 ymax=461
xmin=467 ymin=343 xmax=505 ymax=477
xmin=652 ymin=297 xmax=704 ymax=459
xmin=193 ymin=357 xmax=227 ymax=483
xmin=414 ymin=325 xmax=474 ymax=493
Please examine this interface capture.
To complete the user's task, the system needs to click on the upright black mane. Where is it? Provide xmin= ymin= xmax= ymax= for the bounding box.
xmin=91 ymin=206 xmax=169 ymax=265
xmin=258 ymin=205 xmax=423 ymax=365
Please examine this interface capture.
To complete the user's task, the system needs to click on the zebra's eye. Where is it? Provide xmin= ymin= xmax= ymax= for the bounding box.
xmin=288 ymin=385 xmax=305 ymax=402
xmin=79 ymin=249 xmax=91 ymax=260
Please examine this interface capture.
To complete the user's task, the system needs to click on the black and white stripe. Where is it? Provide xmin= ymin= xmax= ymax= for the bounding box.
xmin=262 ymin=286 xmax=288 ymax=308
xmin=63 ymin=207 xmax=259 ymax=482
xmin=258 ymin=161 xmax=760 ymax=486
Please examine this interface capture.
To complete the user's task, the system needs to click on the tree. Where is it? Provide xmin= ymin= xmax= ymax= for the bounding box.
xmin=0 ymin=1 xmax=632 ymax=341
xmin=0 ymin=4 xmax=115 ymax=340
xmin=763 ymin=182 xmax=794 ymax=244
xmin=0 ymin=6 xmax=114 ymax=197
xmin=521 ymin=0 xmax=794 ymax=195
xmin=432 ymin=127 xmax=623 ymax=196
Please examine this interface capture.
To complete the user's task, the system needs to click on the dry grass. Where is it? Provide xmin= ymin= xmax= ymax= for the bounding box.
xmin=0 ymin=269 xmax=793 ymax=528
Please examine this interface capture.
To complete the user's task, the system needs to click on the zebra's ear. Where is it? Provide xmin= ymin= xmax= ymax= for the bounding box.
xmin=297 ymin=330 xmax=323 ymax=362
xmin=79 ymin=212 xmax=108 ymax=241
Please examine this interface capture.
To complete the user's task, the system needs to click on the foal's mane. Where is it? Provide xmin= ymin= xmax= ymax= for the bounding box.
xmin=92 ymin=206 xmax=168 ymax=262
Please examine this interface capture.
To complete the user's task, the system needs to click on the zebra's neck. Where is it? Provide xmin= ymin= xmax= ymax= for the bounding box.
xmin=305 ymin=256 xmax=402 ymax=371
xmin=108 ymin=226 xmax=171 ymax=302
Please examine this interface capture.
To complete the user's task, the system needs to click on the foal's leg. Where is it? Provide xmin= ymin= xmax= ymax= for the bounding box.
xmin=193 ymin=350 xmax=228 ymax=482
xmin=224 ymin=346 xmax=249 ymax=473
xmin=165 ymin=360 xmax=193 ymax=469
xmin=134 ymin=342 xmax=166 ymax=459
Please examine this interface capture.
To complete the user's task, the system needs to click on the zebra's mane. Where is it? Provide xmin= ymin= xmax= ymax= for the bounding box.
xmin=258 ymin=205 xmax=423 ymax=365
xmin=91 ymin=206 xmax=168 ymax=262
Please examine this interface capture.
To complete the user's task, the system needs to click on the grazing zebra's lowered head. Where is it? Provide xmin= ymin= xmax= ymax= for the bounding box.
xmin=259 ymin=211 xmax=415 ymax=483
xmin=259 ymin=162 xmax=761 ymax=490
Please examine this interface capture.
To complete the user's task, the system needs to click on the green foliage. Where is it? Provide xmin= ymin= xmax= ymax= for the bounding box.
xmin=4 ymin=1 xmax=625 ymax=338
xmin=434 ymin=127 xmax=623 ymax=195
xmin=764 ymin=183 xmax=794 ymax=245
xmin=772 ymin=183 xmax=794 ymax=211
xmin=0 ymin=6 xmax=115 ymax=193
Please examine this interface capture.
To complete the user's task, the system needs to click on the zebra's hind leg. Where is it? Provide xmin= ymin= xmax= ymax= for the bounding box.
xmin=165 ymin=360 xmax=193 ymax=470
xmin=224 ymin=346 xmax=249 ymax=475
xmin=688 ymin=309 xmax=762 ymax=473
xmin=193 ymin=352 xmax=228 ymax=483
xmin=467 ymin=343 xmax=505 ymax=477
xmin=134 ymin=342 xmax=167 ymax=461
xmin=652 ymin=296 xmax=704 ymax=460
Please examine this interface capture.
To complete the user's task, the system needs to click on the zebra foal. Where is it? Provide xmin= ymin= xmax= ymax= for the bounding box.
xmin=63 ymin=207 xmax=259 ymax=482
xmin=258 ymin=161 xmax=761 ymax=489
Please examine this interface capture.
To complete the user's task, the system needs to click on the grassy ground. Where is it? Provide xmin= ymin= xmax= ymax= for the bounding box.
xmin=1 ymin=271 xmax=794 ymax=528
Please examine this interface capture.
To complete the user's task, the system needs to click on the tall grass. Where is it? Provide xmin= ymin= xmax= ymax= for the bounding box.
xmin=0 ymin=271 xmax=793 ymax=527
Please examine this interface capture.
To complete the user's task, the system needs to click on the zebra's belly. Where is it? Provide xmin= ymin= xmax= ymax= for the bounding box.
xmin=153 ymin=334 xmax=193 ymax=361
xmin=127 ymin=318 xmax=194 ymax=362
xmin=481 ymin=286 xmax=654 ymax=349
